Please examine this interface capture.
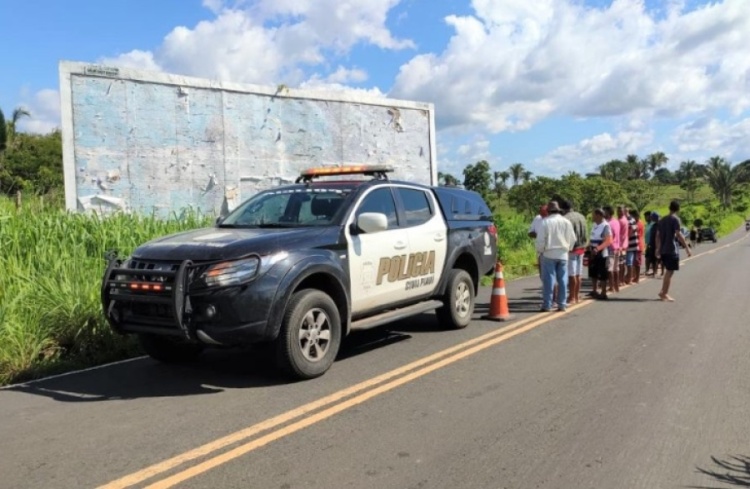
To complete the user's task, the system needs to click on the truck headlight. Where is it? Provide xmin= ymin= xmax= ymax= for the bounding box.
xmin=200 ymin=257 xmax=260 ymax=287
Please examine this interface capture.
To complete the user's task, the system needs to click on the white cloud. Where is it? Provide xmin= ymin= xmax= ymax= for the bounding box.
xmin=534 ymin=130 xmax=654 ymax=175
xmin=158 ymin=11 xmax=289 ymax=84
xmin=672 ymin=116 xmax=750 ymax=162
xmin=249 ymin=0 xmax=414 ymax=51
xmin=298 ymin=66 xmax=371 ymax=92
xmin=16 ymin=89 xmax=60 ymax=134
xmin=103 ymin=0 xmax=412 ymax=86
xmin=324 ymin=66 xmax=368 ymax=84
xmin=434 ymin=131 xmax=497 ymax=178
xmin=456 ymin=137 xmax=490 ymax=159
xmin=100 ymin=50 xmax=161 ymax=72
xmin=297 ymin=78 xmax=386 ymax=98
xmin=391 ymin=0 xmax=750 ymax=133
xmin=202 ymin=0 xmax=225 ymax=14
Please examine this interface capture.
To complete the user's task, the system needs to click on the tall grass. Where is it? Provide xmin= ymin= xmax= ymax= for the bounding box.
xmin=0 ymin=197 xmax=213 ymax=384
xmin=493 ymin=213 xmax=537 ymax=280
xmin=1 ymin=190 xmax=744 ymax=384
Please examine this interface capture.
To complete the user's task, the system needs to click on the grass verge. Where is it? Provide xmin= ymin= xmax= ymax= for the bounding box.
xmin=0 ymin=199 xmax=212 ymax=385
xmin=0 ymin=195 xmax=745 ymax=385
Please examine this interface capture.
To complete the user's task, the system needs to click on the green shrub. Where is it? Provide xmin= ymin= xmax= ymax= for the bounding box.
xmin=493 ymin=213 xmax=537 ymax=280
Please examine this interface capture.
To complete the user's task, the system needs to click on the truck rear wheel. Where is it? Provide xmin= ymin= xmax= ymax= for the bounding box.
xmin=437 ymin=269 xmax=474 ymax=329
xmin=275 ymin=289 xmax=342 ymax=380
xmin=138 ymin=334 xmax=204 ymax=363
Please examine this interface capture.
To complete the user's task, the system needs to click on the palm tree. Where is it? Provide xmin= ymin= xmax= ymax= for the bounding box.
xmin=737 ymin=159 xmax=750 ymax=183
xmin=676 ymin=160 xmax=701 ymax=202
xmin=493 ymin=171 xmax=502 ymax=194
xmin=5 ymin=107 xmax=30 ymax=150
xmin=703 ymin=157 xmax=745 ymax=209
xmin=599 ymin=160 xmax=625 ymax=182
xmin=646 ymin=151 xmax=668 ymax=177
xmin=705 ymin=155 xmax=725 ymax=174
xmin=509 ymin=163 xmax=525 ymax=186
xmin=624 ymin=154 xmax=648 ymax=180
xmin=493 ymin=171 xmax=511 ymax=184
xmin=438 ymin=171 xmax=459 ymax=186
xmin=599 ymin=161 xmax=614 ymax=180
xmin=521 ymin=170 xmax=533 ymax=183
xmin=492 ymin=170 xmax=511 ymax=196
xmin=0 ymin=109 xmax=6 ymax=154
xmin=638 ymin=159 xmax=650 ymax=180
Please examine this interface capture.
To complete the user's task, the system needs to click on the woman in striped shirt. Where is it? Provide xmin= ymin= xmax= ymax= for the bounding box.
xmin=588 ymin=208 xmax=614 ymax=300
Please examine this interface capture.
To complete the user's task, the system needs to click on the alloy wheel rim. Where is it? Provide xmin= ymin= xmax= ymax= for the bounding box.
xmin=298 ymin=308 xmax=332 ymax=362
xmin=455 ymin=282 xmax=471 ymax=318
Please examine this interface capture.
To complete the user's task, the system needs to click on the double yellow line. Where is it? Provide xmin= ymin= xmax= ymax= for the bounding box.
xmin=99 ymin=301 xmax=590 ymax=489
xmin=100 ymin=231 xmax=748 ymax=488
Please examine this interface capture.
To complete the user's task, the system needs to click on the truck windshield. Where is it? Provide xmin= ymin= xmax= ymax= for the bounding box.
xmin=220 ymin=189 xmax=349 ymax=228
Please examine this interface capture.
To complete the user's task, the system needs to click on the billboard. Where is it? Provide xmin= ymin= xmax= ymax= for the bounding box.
xmin=59 ymin=61 xmax=437 ymax=216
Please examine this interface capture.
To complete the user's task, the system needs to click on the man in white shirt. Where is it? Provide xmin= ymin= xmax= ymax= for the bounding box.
xmin=536 ymin=200 xmax=576 ymax=312
xmin=527 ymin=204 xmax=548 ymax=238
xmin=528 ymin=204 xmax=548 ymax=279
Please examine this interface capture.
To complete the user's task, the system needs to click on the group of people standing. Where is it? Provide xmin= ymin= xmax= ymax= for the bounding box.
xmin=529 ymin=199 xmax=691 ymax=312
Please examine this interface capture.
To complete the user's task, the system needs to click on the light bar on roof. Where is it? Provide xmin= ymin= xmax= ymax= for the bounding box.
xmin=299 ymin=164 xmax=395 ymax=179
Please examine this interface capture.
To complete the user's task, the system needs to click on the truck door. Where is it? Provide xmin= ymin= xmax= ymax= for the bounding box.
xmin=393 ymin=186 xmax=448 ymax=300
xmin=346 ymin=187 xmax=410 ymax=315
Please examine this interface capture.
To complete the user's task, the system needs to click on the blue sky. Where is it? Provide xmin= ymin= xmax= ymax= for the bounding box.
xmin=2 ymin=0 xmax=749 ymax=178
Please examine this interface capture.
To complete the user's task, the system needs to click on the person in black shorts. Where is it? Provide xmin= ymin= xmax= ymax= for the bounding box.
xmin=655 ymin=200 xmax=691 ymax=302
xmin=645 ymin=211 xmax=661 ymax=277
xmin=588 ymin=208 xmax=613 ymax=299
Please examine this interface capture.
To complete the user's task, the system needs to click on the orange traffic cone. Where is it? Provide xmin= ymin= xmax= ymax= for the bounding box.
xmin=484 ymin=261 xmax=512 ymax=321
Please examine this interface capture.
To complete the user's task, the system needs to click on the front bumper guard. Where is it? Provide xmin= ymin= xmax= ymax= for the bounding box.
xmin=101 ymin=257 xmax=197 ymax=340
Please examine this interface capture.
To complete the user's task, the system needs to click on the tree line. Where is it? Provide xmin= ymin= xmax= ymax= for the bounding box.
xmin=0 ymin=107 xmax=63 ymax=196
xmin=447 ymin=153 xmax=750 ymax=217
xmin=1 ymin=103 xmax=748 ymax=214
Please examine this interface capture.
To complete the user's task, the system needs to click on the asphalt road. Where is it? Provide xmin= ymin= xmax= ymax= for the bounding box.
xmin=2 ymin=229 xmax=749 ymax=489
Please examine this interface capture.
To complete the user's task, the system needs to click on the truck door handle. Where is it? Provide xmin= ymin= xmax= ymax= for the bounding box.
xmin=394 ymin=241 xmax=407 ymax=250
xmin=434 ymin=233 xmax=445 ymax=242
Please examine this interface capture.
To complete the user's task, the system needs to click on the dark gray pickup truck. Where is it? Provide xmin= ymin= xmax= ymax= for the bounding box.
xmin=102 ymin=165 xmax=497 ymax=379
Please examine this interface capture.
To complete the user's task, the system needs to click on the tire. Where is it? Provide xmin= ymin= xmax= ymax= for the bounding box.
xmin=138 ymin=334 xmax=204 ymax=363
xmin=436 ymin=269 xmax=475 ymax=330
xmin=275 ymin=289 xmax=342 ymax=380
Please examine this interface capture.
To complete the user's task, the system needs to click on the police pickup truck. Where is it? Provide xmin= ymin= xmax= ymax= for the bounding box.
xmin=102 ymin=165 xmax=497 ymax=379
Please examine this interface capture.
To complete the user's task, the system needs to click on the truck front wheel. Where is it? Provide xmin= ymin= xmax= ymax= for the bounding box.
xmin=138 ymin=334 xmax=204 ymax=363
xmin=437 ymin=269 xmax=475 ymax=329
xmin=275 ymin=289 xmax=342 ymax=380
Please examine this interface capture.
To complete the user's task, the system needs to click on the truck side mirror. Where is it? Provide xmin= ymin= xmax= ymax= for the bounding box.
xmin=356 ymin=213 xmax=388 ymax=234
xmin=215 ymin=216 xmax=225 ymax=226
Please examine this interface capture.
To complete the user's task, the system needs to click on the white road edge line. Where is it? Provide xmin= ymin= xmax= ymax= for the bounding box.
xmin=4 ymin=229 xmax=747 ymax=391
xmin=0 ymin=356 xmax=147 ymax=390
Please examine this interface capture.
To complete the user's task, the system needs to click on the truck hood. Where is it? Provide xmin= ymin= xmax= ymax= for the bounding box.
xmin=132 ymin=226 xmax=329 ymax=261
